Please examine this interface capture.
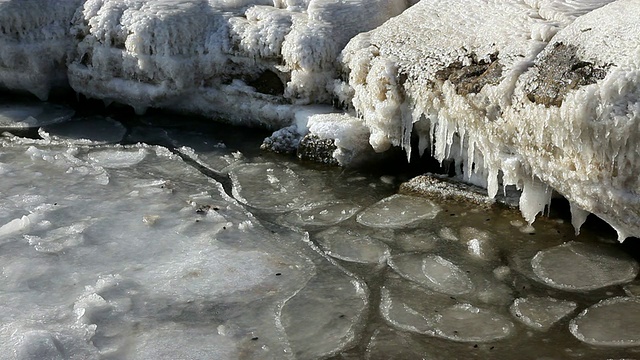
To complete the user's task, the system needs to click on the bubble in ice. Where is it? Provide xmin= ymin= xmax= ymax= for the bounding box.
xmin=0 ymin=102 xmax=74 ymax=129
xmin=230 ymin=162 xmax=318 ymax=212
xmin=356 ymin=194 xmax=441 ymax=228
xmin=277 ymin=202 xmax=360 ymax=228
xmin=388 ymin=253 xmax=474 ymax=295
xmin=509 ymin=296 xmax=577 ymax=331
xmin=570 ymin=297 xmax=640 ymax=347
xmin=531 ymin=242 xmax=639 ymax=291
xmin=314 ymin=227 xmax=390 ymax=264
xmin=87 ymin=148 xmax=147 ymax=169
xmin=39 ymin=117 xmax=126 ymax=144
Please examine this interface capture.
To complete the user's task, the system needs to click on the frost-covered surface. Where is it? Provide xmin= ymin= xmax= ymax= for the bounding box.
xmin=335 ymin=0 xmax=640 ymax=240
xmin=1 ymin=0 xmax=639 ymax=238
xmin=0 ymin=0 xmax=82 ymax=99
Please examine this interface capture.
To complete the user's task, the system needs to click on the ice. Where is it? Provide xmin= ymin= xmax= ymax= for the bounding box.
xmin=509 ymin=296 xmax=577 ymax=331
xmin=87 ymin=148 xmax=147 ymax=168
xmin=39 ymin=117 xmax=127 ymax=145
xmin=0 ymin=137 xmax=379 ymax=358
xmin=380 ymin=276 xmax=514 ymax=342
xmin=230 ymin=162 xmax=327 ymax=212
xmin=388 ymin=253 xmax=474 ymax=295
xmin=280 ymin=239 xmax=368 ymax=358
xmin=531 ymin=242 xmax=639 ymax=291
xmin=314 ymin=226 xmax=390 ymax=264
xmin=356 ymin=194 xmax=441 ymax=228
xmin=0 ymin=102 xmax=74 ymax=129
xmin=570 ymin=297 xmax=640 ymax=347
xmin=0 ymin=0 xmax=82 ymax=99
xmin=365 ymin=327 xmax=438 ymax=360
xmin=277 ymin=202 xmax=360 ymax=228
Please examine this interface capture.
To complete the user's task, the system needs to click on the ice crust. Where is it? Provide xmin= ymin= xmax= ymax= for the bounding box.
xmin=1 ymin=0 xmax=639 ymax=237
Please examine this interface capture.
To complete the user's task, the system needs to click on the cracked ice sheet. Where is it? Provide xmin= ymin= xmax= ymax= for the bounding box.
xmin=0 ymin=138 xmax=366 ymax=359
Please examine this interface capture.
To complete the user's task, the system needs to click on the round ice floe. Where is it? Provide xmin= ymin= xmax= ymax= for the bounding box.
xmin=278 ymin=202 xmax=360 ymax=228
xmin=570 ymin=297 xmax=640 ymax=347
xmin=39 ymin=117 xmax=126 ymax=144
xmin=87 ymin=148 xmax=147 ymax=169
xmin=531 ymin=242 xmax=639 ymax=291
xmin=388 ymin=253 xmax=474 ymax=295
xmin=356 ymin=194 xmax=441 ymax=228
xmin=509 ymin=296 xmax=576 ymax=331
xmin=0 ymin=103 xmax=74 ymax=129
xmin=230 ymin=162 xmax=316 ymax=212
xmin=380 ymin=278 xmax=513 ymax=342
xmin=432 ymin=303 xmax=514 ymax=342
xmin=315 ymin=227 xmax=390 ymax=264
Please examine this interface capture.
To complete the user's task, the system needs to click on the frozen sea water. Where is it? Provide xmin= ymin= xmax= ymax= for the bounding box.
xmin=0 ymin=100 xmax=640 ymax=359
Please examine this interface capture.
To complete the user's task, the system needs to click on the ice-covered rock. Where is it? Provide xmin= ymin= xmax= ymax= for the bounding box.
xmin=0 ymin=0 xmax=82 ymax=99
xmin=335 ymin=0 xmax=640 ymax=239
xmin=531 ymin=241 xmax=639 ymax=291
xmin=380 ymin=277 xmax=514 ymax=342
xmin=570 ymin=297 xmax=640 ymax=347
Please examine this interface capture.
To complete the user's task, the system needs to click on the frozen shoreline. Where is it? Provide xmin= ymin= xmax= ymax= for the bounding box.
xmin=1 ymin=0 xmax=639 ymax=239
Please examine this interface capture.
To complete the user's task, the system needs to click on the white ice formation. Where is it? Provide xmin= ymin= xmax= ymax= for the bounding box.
xmin=0 ymin=0 xmax=639 ymax=239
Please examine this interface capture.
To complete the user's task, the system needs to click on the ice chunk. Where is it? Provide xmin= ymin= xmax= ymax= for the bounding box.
xmin=509 ymin=296 xmax=577 ymax=331
xmin=531 ymin=242 xmax=639 ymax=291
xmin=314 ymin=227 xmax=390 ymax=264
xmin=570 ymin=297 xmax=640 ymax=347
xmin=24 ymin=223 xmax=88 ymax=254
xmin=356 ymin=194 xmax=441 ymax=228
xmin=380 ymin=277 xmax=513 ymax=342
xmin=388 ymin=253 xmax=474 ymax=295
xmin=277 ymin=202 xmax=360 ymax=228
xmin=432 ymin=303 xmax=514 ymax=343
xmin=87 ymin=148 xmax=147 ymax=169
xmin=306 ymin=112 xmax=373 ymax=165
xmin=39 ymin=117 xmax=126 ymax=145
xmin=0 ymin=102 xmax=74 ymax=129
xmin=230 ymin=162 xmax=323 ymax=212
xmin=281 ymin=253 xmax=368 ymax=359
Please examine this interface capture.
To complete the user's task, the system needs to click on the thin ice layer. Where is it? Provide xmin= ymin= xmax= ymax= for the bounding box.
xmin=570 ymin=297 xmax=640 ymax=347
xmin=531 ymin=242 xmax=639 ymax=291
xmin=0 ymin=139 xmax=374 ymax=359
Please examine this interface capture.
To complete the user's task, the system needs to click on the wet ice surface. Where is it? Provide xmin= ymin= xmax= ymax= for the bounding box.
xmin=1 ymin=103 xmax=640 ymax=359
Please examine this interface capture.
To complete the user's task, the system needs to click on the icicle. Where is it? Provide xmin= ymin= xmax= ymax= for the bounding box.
xmin=519 ymin=179 xmax=552 ymax=225
xmin=569 ymin=202 xmax=589 ymax=235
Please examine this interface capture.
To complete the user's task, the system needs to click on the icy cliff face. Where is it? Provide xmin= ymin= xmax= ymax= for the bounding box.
xmin=66 ymin=0 xmax=410 ymax=124
xmin=0 ymin=0 xmax=82 ymax=100
xmin=335 ymin=0 xmax=640 ymax=239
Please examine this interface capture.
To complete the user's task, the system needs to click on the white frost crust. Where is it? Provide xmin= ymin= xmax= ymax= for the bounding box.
xmin=0 ymin=0 xmax=82 ymax=99
xmin=337 ymin=0 xmax=640 ymax=239
xmin=307 ymin=112 xmax=372 ymax=165
xmin=64 ymin=0 xmax=409 ymax=124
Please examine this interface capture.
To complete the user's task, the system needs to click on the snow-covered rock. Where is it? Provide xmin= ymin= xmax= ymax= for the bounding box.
xmin=335 ymin=0 xmax=640 ymax=240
